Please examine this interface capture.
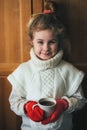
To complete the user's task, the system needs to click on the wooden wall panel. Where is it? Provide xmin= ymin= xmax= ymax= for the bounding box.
xmin=66 ymin=0 xmax=87 ymax=63
xmin=0 ymin=78 xmax=4 ymax=130
xmin=0 ymin=0 xmax=43 ymax=130
xmin=0 ymin=0 xmax=87 ymax=130
xmin=19 ymin=0 xmax=31 ymax=61
xmin=0 ymin=0 xmax=21 ymax=63
xmin=0 ymin=77 xmax=21 ymax=130
xmin=54 ymin=0 xmax=87 ymax=73
xmin=33 ymin=0 xmax=44 ymax=13
xmin=0 ymin=0 xmax=5 ymax=62
xmin=0 ymin=0 xmax=31 ymax=74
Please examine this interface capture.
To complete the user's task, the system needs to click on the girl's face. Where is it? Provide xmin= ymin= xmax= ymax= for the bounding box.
xmin=32 ymin=29 xmax=59 ymax=60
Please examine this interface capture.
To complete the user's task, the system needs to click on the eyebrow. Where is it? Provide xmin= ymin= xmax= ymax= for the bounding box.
xmin=37 ymin=39 xmax=43 ymax=40
xmin=37 ymin=38 xmax=57 ymax=41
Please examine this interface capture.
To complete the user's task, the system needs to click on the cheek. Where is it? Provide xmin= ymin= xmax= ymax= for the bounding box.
xmin=33 ymin=46 xmax=41 ymax=54
xmin=52 ymin=44 xmax=59 ymax=52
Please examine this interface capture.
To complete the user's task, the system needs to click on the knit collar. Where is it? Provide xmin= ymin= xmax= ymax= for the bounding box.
xmin=30 ymin=48 xmax=63 ymax=70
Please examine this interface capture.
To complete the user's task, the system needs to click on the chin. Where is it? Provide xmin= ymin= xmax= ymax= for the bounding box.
xmin=37 ymin=54 xmax=53 ymax=60
xmin=40 ymin=57 xmax=52 ymax=60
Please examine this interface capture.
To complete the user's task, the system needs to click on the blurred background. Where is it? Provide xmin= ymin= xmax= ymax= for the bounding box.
xmin=0 ymin=0 xmax=87 ymax=130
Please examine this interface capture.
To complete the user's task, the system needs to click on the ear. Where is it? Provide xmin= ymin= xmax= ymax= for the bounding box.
xmin=28 ymin=36 xmax=33 ymax=46
xmin=31 ymin=41 xmax=33 ymax=46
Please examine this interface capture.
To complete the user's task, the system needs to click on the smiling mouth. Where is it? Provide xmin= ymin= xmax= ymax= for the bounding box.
xmin=41 ymin=51 xmax=51 ymax=55
xmin=42 ymin=53 xmax=51 ymax=56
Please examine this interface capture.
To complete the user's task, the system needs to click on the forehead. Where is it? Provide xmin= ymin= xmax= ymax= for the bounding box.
xmin=33 ymin=29 xmax=57 ymax=39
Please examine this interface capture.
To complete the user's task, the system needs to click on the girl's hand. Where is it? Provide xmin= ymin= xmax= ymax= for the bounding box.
xmin=24 ymin=101 xmax=44 ymax=122
xmin=41 ymin=99 xmax=69 ymax=125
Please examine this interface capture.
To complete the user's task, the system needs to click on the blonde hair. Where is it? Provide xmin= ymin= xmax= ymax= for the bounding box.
xmin=27 ymin=0 xmax=71 ymax=60
xmin=27 ymin=1 xmax=65 ymax=38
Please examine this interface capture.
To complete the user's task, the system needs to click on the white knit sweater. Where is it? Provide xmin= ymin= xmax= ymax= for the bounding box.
xmin=7 ymin=48 xmax=85 ymax=130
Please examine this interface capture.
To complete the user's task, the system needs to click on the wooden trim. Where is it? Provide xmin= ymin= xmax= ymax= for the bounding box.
xmin=0 ymin=63 xmax=87 ymax=76
xmin=0 ymin=63 xmax=20 ymax=76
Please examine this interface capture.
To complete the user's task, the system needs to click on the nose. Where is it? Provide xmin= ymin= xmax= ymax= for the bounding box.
xmin=43 ymin=43 xmax=49 ymax=51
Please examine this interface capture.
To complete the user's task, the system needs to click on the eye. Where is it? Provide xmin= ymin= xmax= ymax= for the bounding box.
xmin=48 ymin=40 xmax=57 ymax=45
xmin=37 ymin=41 xmax=43 ymax=45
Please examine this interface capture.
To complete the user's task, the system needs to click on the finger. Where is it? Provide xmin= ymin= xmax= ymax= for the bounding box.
xmin=41 ymin=117 xmax=51 ymax=125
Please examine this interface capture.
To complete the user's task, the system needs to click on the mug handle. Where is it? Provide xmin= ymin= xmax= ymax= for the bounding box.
xmin=32 ymin=104 xmax=39 ymax=109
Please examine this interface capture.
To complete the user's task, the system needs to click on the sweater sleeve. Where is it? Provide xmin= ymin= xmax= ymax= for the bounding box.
xmin=9 ymin=86 xmax=28 ymax=116
xmin=57 ymin=60 xmax=86 ymax=112
xmin=7 ymin=64 xmax=28 ymax=116
xmin=57 ymin=60 xmax=85 ymax=98
xmin=62 ymin=85 xmax=87 ymax=113
xmin=7 ymin=64 xmax=26 ymax=95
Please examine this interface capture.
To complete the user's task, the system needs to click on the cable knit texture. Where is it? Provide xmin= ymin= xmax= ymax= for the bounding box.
xmin=7 ymin=48 xmax=85 ymax=130
xmin=30 ymin=48 xmax=63 ymax=70
xmin=40 ymin=69 xmax=54 ymax=97
xmin=30 ymin=48 xmax=63 ymax=97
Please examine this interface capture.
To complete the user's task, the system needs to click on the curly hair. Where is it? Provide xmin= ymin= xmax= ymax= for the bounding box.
xmin=27 ymin=0 xmax=71 ymax=60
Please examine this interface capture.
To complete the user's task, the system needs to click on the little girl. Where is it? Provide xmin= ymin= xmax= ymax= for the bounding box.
xmin=7 ymin=1 xmax=86 ymax=130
